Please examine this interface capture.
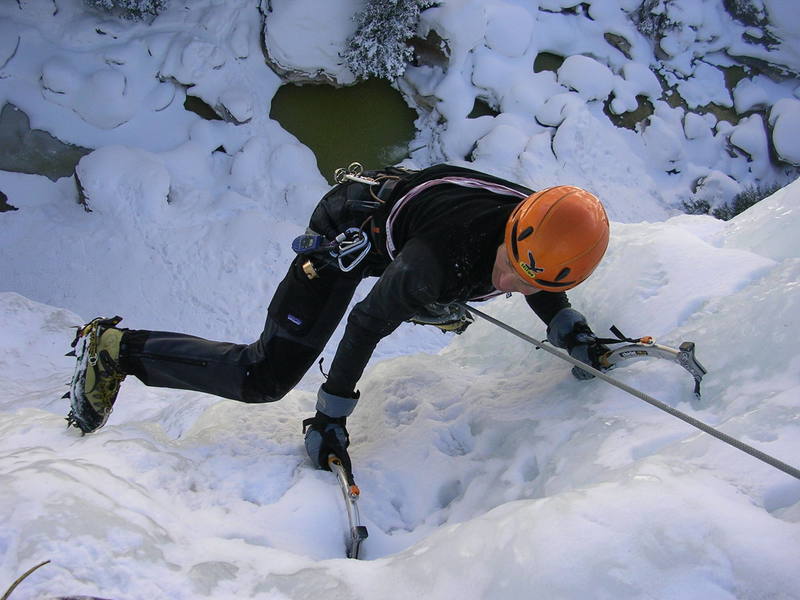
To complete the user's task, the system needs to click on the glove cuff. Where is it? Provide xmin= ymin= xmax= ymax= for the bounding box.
xmin=316 ymin=385 xmax=359 ymax=418
xmin=547 ymin=307 xmax=589 ymax=349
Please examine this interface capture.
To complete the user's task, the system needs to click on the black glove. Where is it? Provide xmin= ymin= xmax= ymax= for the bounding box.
xmin=303 ymin=411 xmax=351 ymax=473
xmin=547 ymin=308 xmax=610 ymax=380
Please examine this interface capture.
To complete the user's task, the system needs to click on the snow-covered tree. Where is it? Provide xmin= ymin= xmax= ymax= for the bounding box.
xmin=84 ymin=0 xmax=168 ymax=21
xmin=342 ymin=0 xmax=436 ymax=81
xmin=723 ymin=0 xmax=767 ymax=27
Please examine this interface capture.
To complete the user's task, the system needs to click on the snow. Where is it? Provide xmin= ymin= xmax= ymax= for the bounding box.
xmin=770 ymin=98 xmax=800 ymax=166
xmin=1 ymin=0 xmax=800 ymax=598
xmin=723 ymin=177 xmax=800 ymax=261
xmin=483 ymin=4 xmax=533 ymax=58
xmin=733 ymin=77 xmax=771 ymax=114
xmin=5 ymin=196 xmax=800 ymax=598
xmin=76 ymin=145 xmax=171 ymax=219
xmin=557 ymin=55 xmax=615 ymax=102
xmin=692 ymin=170 xmax=742 ymax=209
xmin=729 ymin=114 xmax=771 ymax=176
xmin=674 ymin=61 xmax=732 ymax=109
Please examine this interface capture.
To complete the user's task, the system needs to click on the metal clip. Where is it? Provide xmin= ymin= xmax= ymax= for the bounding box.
xmin=334 ymin=162 xmax=379 ymax=186
xmin=334 ymin=227 xmax=371 ymax=272
xmin=302 ymin=259 xmax=319 ymax=279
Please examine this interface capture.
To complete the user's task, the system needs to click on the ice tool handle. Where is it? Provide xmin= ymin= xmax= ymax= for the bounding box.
xmin=328 ymin=455 xmax=369 ymax=559
xmin=589 ymin=325 xmax=707 ymax=397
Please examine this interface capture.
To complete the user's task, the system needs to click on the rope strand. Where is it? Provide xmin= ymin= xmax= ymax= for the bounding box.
xmin=459 ymin=302 xmax=800 ymax=481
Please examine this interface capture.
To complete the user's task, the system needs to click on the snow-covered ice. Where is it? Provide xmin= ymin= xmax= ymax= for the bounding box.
xmin=1 ymin=180 xmax=799 ymax=599
xmin=1 ymin=1 xmax=799 ymax=598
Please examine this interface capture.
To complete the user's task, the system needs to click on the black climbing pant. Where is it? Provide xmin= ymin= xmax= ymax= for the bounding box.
xmin=118 ymin=177 xmax=388 ymax=403
xmin=120 ymin=255 xmax=364 ymax=402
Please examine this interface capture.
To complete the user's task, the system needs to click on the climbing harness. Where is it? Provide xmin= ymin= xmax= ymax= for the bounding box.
xmin=328 ymin=454 xmax=369 ymax=559
xmin=293 ymin=161 xmax=534 ymax=270
xmin=291 ymin=162 xmax=395 ymax=279
xmin=459 ymin=302 xmax=800 ymax=481
xmin=291 ymin=162 xmax=517 ymax=333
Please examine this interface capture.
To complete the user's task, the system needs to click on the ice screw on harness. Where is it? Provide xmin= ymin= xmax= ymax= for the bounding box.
xmin=334 ymin=161 xmax=381 ymax=187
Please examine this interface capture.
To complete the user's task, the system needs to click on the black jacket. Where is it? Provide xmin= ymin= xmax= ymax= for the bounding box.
xmin=324 ymin=164 xmax=570 ymax=396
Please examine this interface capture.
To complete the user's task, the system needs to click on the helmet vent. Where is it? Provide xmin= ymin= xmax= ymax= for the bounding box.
xmin=517 ymin=226 xmax=534 ymax=241
xmin=510 ymin=221 xmax=520 ymax=260
xmin=555 ymin=267 xmax=571 ymax=281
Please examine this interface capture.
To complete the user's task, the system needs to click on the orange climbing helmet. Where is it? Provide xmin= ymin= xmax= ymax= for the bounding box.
xmin=505 ymin=185 xmax=609 ymax=292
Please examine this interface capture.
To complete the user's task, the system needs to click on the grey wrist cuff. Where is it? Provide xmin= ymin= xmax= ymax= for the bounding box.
xmin=316 ymin=387 xmax=359 ymax=418
xmin=547 ymin=307 xmax=587 ymax=348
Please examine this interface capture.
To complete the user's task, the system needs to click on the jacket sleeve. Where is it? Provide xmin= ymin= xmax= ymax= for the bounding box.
xmin=525 ymin=291 xmax=571 ymax=325
xmin=324 ymin=238 xmax=444 ymax=396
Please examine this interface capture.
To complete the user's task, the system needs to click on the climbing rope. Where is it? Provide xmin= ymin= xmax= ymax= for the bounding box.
xmin=460 ymin=302 xmax=800 ymax=481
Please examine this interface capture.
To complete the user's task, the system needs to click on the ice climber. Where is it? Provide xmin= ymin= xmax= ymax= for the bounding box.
xmin=65 ymin=163 xmax=611 ymax=474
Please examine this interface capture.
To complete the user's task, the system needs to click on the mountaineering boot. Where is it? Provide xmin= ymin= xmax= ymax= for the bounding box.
xmin=65 ymin=316 xmax=127 ymax=434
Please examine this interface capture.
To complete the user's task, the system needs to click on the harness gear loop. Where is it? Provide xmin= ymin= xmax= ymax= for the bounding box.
xmin=293 ymin=162 xmax=409 ymax=278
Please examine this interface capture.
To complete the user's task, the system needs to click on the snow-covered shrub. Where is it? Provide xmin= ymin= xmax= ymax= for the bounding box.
xmin=0 ymin=190 xmax=15 ymax=213
xmin=722 ymin=0 xmax=778 ymax=48
xmin=84 ymin=0 xmax=168 ymax=20
xmin=342 ymin=0 xmax=436 ymax=80
xmin=712 ymin=183 xmax=782 ymax=220
xmin=722 ymin=0 xmax=766 ymax=27
xmin=682 ymin=197 xmax=712 ymax=215
xmin=633 ymin=0 xmax=675 ymax=41
xmin=683 ymin=181 xmax=781 ymax=220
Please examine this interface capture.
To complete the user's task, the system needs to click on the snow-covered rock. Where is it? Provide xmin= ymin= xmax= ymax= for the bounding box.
xmin=262 ymin=0 xmax=359 ymax=85
xmin=729 ymin=114 xmax=770 ymax=176
xmin=691 ymin=170 xmax=742 ymax=211
xmin=76 ymin=145 xmax=170 ymax=219
xmin=733 ymin=77 xmax=771 ymax=114
xmin=557 ymin=55 xmax=615 ymax=102
xmin=769 ymin=98 xmax=800 ymax=166
xmin=484 ymin=3 xmax=533 ymax=58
